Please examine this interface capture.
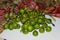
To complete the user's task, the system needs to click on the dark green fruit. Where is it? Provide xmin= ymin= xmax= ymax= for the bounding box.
xmin=12 ymin=23 xmax=18 ymax=29
xmin=39 ymin=27 xmax=45 ymax=33
xmin=46 ymin=19 xmax=52 ymax=24
xmin=42 ymin=23 xmax=48 ymax=28
xmin=46 ymin=26 xmax=52 ymax=32
xmin=33 ymin=30 xmax=38 ymax=36
xmin=17 ymin=24 xmax=20 ymax=29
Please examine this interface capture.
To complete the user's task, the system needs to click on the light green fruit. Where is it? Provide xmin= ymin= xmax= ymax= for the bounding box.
xmin=22 ymin=24 xmax=28 ymax=30
xmin=3 ymin=23 xmax=9 ymax=29
xmin=27 ymin=25 xmax=34 ymax=32
xmin=9 ymin=24 xmax=13 ymax=30
xmin=5 ymin=13 xmax=9 ymax=19
xmin=19 ymin=9 xmax=25 ymax=14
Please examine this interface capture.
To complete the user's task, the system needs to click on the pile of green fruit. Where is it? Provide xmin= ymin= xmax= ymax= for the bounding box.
xmin=3 ymin=8 xmax=54 ymax=36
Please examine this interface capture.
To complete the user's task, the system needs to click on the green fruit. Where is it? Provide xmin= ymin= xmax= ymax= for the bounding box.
xmin=42 ymin=23 xmax=48 ymax=28
xmin=21 ymin=18 xmax=26 ymax=23
xmin=46 ymin=26 xmax=52 ymax=32
xmin=38 ymin=15 xmax=45 ymax=19
xmin=39 ymin=27 xmax=45 ymax=33
xmin=12 ymin=13 xmax=17 ymax=18
xmin=22 ymin=24 xmax=28 ymax=30
xmin=27 ymin=25 xmax=34 ymax=32
xmin=33 ymin=30 xmax=38 ymax=36
xmin=12 ymin=23 xmax=18 ymax=29
xmin=46 ymin=19 xmax=52 ymax=24
xmin=34 ymin=24 xmax=40 ymax=29
xmin=16 ymin=17 xmax=20 ymax=22
xmin=29 ymin=21 xmax=35 ymax=26
xmin=19 ymin=9 xmax=25 ymax=14
xmin=3 ymin=23 xmax=9 ymax=29
xmin=5 ymin=13 xmax=9 ymax=19
xmin=37 ymin=19 xmax=44 ymax=24
xmin=9 ymin=24 xmax=13 ymax=30
xmin=22 ymin=29 xmax=29 ymax=34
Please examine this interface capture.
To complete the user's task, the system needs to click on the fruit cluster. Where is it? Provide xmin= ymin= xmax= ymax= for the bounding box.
xmin=0 ymin=0 xmax=60 ymax=36
xmin=3 ymin=7 xmax=53 ymax=36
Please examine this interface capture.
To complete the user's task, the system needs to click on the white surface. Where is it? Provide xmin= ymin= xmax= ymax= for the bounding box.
xmin=0 ymin=17 xmax=60 ymax=40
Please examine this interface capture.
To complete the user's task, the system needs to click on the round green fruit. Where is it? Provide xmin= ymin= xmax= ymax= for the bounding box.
xmin=33 ymin=30 xmax=38 ymax=36
xmin=27 ymin=25 xmax=34 ymax=32
xmin=22 ymin=29 xmax=29 ymax=34
xmin=46 ymin=26 xmax=52 ymax=32
xmin=39 ymin=27 xmax=45 ymax=33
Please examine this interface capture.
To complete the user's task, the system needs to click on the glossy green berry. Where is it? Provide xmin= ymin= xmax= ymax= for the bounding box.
xmin=22 ymin=24 xmax=28 ymax=30
xmin=39 ymin=27 xmax=45 ymax=33
xmin=46 ymin=19 xmax=52 ymax=24
xmin=27 ymin=25 xmax=34 ymax=32
xmin=37 ymin=19 xmax=44 ymax=24
xmin=33 ymin=30 xmax=38 ymax=36
xmin=46 ymin=26 xmax=52 ymax=32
